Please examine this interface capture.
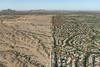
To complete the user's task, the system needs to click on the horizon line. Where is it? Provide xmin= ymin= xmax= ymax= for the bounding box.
xmin=0 ymin=9 xmax=100 ymax=12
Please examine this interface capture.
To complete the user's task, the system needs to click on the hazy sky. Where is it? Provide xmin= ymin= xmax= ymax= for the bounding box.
xmin=0 ymin=0 xmax=100 ymax=10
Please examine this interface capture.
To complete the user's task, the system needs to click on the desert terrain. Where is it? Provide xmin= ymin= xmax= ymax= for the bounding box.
xmin=0 ymin=12 xmax=100 ymax=67
xmin=0 ymin=15 xmax=53 ymax=67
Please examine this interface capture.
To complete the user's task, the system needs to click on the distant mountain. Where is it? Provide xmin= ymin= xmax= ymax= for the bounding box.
xmin=0 ymin=9 xmax=16 ymax=15
xmin=0 ymin=9 xmax=71 ymax=15
xmin=0 ymin=9 xmax=100 ymax=15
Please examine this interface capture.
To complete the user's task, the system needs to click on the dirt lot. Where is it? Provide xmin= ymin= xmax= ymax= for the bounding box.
xmin=0 ymin=15 xmax=53 ymax=67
